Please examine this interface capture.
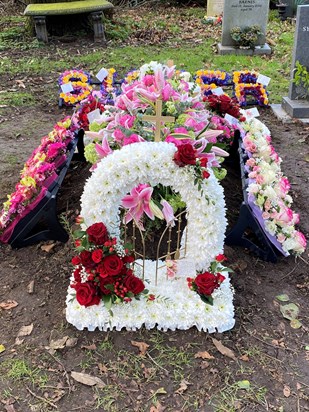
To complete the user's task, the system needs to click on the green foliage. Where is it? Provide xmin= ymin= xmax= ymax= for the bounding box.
xmin=230 ymin=25 xmax=263 ymax=49
xmin=293 ymin=60 xmax=309 ymax=91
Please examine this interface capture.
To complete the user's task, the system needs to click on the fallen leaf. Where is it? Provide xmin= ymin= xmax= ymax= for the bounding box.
xmin=237 ymin=380 xmax=251 ymax=390
xmin=131 ymin=340 xmax=149 ymax=356
xmin=40 ymin=243 xmax=56 ymax=253
xmin=71 ymin=371 xmax=105 ymax=388
xmin=194 ymin=351 xmax=214 ymax=360
xmin=0 ymin=300 xmax=18 ymax=310
xmin=17 ymin=324 xmax=33 ymax=337
xmin=239 ymin=354 xmax=249 ymax=362
xmin=296 ymin=382 xmax=302 ymax=391
xmin=150 ymin=402 xmax=165 ymax=412
xmin=212 ymin=338 xmax=236 ymax=360
xmin=27 ymin=281 xmax=35 ymax=294
xmin=283 ymin=384 xmax=291 ymax=397
xmin=175 ymin=379 xmax=190 ymax=395
xmin=276 ymin=294 xmax=289 ymax=302
xmin=47 ymin=336 xmax=69 ymax=351
xmin=0 ymin=344 xmax=5 ymax=353
xmin=15 ymin=79 xmax=26 ymax=89
xmin=98 ymin=363 xmax=108 ymax=374
xmin=81 ymin=343 xmax=97 ymax=350
xmin=66 ymin=337 xmax=78 ymax=347
xmin=290 ymin=319 xmax=302 ymax=329
xmin=4 ymin=405 xmax=16 ymax=412
xmin=200 ymin=361 xmax=210 ymax=369
xmin=280 ymin=303 xmax=299 ymax=320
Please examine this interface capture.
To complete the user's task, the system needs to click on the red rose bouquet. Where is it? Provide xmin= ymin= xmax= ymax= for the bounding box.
xmin=187 ymin=254 xmax=231 ymax=305
xmin=203 ymin=94 xmax=246 ymax=121
xmin=70 ymin=221 xmax=148 ymax=311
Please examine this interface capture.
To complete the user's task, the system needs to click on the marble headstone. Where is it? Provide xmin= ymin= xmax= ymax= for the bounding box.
xmin=207 ymin=0 xmax=224 ymax=16
xmin=282 ymin=5 xmax=309 ymax=118
xmin=218 ymin=0 xmax=271 ymax=55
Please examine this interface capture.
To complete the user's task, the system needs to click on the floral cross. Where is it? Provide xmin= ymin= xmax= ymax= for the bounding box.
xmin=142 ymin=99 xmax=175 ymax=142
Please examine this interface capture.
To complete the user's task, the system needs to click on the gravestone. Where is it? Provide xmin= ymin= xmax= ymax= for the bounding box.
xmin=207 ymin=0 xmax=224 ymax=16
xmin=218 ymin=0 xmax=272 ymax=55
xmin=282 ymin=5 xmax=309 ymax=118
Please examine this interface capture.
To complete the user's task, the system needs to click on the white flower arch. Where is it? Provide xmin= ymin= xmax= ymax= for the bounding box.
xmin=80 ymin=141 xmax=227 ymax=271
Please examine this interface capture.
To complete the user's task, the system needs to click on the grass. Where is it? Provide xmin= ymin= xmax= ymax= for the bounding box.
xmin=0 ymin=358 xmax=48 ymax=387
xmin=0 ymin=8 xmax=296 ymax=104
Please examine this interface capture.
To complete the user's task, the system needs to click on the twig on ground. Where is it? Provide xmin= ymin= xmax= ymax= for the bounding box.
xmin=47 ymin=351 xmax=73 ymax=393
xmin=26 ymin=387 xmax=57 ymax=409
xmin=146 ymin=351 xmax=169 ymax=373
xmin=279 ymin=263 xmax=299 ymax=281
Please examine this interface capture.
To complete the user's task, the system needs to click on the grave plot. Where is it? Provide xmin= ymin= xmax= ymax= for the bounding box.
xmin=0 ymin=62 xmax=306 ymax=334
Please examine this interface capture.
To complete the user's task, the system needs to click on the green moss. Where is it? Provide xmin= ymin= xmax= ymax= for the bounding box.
xmin=24 ymin=0 xmax=113 ymax=15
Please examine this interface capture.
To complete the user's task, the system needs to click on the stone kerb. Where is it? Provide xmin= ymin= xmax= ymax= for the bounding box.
xmin=218 ymin=0 xmax=272 ymax=55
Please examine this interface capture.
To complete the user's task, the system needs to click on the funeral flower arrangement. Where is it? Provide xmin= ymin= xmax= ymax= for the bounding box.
xmin=70 ymin=221 xmax=148 ymax=309
xmin=59 ymin=69 xmax=92 ymax=106
xmin=81 ymin=61 xmax=229 ymax=228
xmin=195 ymin=69 xmax=232 ymax=96
xmin=0 ymin=118 xmax=74 ymax=242
xmin=242 ymin=116 xmax=306 ymax=255
xmin=230 ymin=25 xmax=263 ymax=49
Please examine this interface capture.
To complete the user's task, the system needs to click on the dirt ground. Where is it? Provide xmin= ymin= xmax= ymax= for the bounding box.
xmin=0 ymin=8 xmax=309 ymax=412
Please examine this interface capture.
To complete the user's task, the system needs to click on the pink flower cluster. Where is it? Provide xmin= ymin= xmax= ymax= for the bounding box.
xmin=0 ymin=118 xmax=74 ymax=238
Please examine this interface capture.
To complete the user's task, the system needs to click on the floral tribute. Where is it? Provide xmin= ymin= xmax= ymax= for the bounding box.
xmin=233 ymin=71 xmax=268 ymax=107
xmin=187 ymin=254 xmax=230 ymax=305
xmin=242 ymin=115 xmax=306 ymax=255
xmin=70 ymin=221 xmax=148 ymax=310
xmin=59 ymin=69 xmax=92 ymax=106
xmin=0 ymin=118 xmax=74 ymax=242
xmin=195 ymin=69 xmax=232 ymax=96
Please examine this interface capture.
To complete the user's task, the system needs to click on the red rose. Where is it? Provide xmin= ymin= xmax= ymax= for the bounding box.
xmin=122 ymin=255 xmax=135 ymax=264
xmin=216 ymin=273 xmax=226 ymax=284
xmin=92 ymin=249 xmax=103 ymax=263
xmin=71 ymin=255 xmax=81 ymax=266
xmin=80 ymin=250 xmax=94 ymax=268
xmin=216 ymin=254 xmax=227 ymax=262
xmin=75 ymin=282 xmax=100 ymax=307
xmin=174 ymin=144 xmax=197 ymax=167
xmin=86 ymin=222 xmax=109 ymax=245
xmin=194 ymin=272 xmax=219 ymax=296
xmin=99 ymin=276 xmax=115 ymax=295
xmin=124 ymin=275 xmax=145 ymax=295
xmin=202 ymin=170 xmax=210 ymax=179
xmin=102 ymin=254 xmax=123 ymax=276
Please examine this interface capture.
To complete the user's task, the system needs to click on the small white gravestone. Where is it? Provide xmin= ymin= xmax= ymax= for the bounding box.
xmin=218 ymin=0 xmax=272 ymax=55
xmin=281 ymin=5 xmax=309 ymax=119
xmin=206 ymin=0 xmax=224 ymax=16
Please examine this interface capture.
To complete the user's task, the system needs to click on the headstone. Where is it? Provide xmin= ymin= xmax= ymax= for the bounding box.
xmin=207 ymin=0 xmax=224 ymax=16
xmin=282 ymin=5 xmax=309 ymax=118
xmin=218 ymin=0 xmax=271 ymax=55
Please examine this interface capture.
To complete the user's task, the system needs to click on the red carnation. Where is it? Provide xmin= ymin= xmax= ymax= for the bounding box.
xmin=75 ymin=282 xmax=100 ymax=307
xmin=86 ymin=222 xmax=109 ymax=245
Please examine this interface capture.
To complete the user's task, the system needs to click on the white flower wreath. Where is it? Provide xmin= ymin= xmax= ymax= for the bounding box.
xmin=66 ymin=141 xmax=235 ymax=332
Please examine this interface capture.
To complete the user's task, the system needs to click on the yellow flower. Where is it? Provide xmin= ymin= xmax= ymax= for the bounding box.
xmin=20 ymin=176 xmax=36 ymax=188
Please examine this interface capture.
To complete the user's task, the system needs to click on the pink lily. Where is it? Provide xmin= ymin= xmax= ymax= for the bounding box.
xmin=95 ymin=136 xmax=113 ymax=158
xmin=210 ymin=146 xmax=229 ymax=157
xmin=122 ymin=184 xmax=155 ymax=226
xmin=161 ymin=199 xmax=176 ymax=227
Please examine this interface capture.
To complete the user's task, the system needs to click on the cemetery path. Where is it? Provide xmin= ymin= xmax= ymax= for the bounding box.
xmin=0 ymin=105 xmax=308 ymax=411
